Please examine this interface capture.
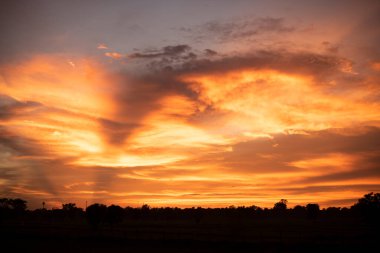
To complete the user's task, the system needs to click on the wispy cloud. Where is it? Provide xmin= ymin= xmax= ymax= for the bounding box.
xmin=97 ymin=43 xmax=108 ymax=50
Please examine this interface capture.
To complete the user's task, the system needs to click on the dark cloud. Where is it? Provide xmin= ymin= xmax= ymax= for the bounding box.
xmin=128 ymin=44 xmax=198 ymax=72
xmin=184 ymin=127 xmax=380 ymax=176
xmin=278 ymin=184 xmax=380 ymax=195
xmin=270 ymin=127 xmax=380 ymax=156
xmin=295 ymin=152 xmax=380 ymax=184
xmin=204 ymin=49 xmax=218 ymax=57
xmin=0 ymin=166 xmax=19 ymax=196
xmin=319 ymin=198 xmax=366 ymax=207
xmin=299 ymin=167 xmax=380 ymax=184
xmin=98 ymin=118 xmax=140 ymax=145
xmin=177 ymin=50 xmax=353 ymax=81
xmin=98 ymin=67 xmax=198 ymax=145
xmin=113 ymin=43 xmax=362 ymax=135
xmin=129 ymin=44 xmax=192 ymax=59
xmin=183 ymin=17 xmax=295 ymax=43
xmin=162 ymin=45 xmax=191 ymax=56
xmin=0 ymin=123 xmax=81 ymax=200
xmin=0 ymin=126 xmax=42 ymax=156
xmin=321 ymin=41 xmax=340 ymax=54
xmin=0 ymin=94 xmax=41 ymax=120
xmin=101 ymin=47 xmax=363 ymax=146
xmin=131 ymin=44 xmax=311 ymax=75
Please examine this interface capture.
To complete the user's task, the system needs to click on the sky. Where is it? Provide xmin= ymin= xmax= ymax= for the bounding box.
xmin=1 ymin=0 xmax=380 ymax=209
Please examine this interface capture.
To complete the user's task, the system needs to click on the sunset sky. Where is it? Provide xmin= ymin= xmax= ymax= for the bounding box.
xmin=1 ymin=0 xmax=380 ymax=209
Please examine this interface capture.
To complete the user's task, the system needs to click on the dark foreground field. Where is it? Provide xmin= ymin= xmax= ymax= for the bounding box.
xmin=1 ymin=194 xmax=379 ymax=252
xmin=1 ymin=217 xmax=378 ymax=253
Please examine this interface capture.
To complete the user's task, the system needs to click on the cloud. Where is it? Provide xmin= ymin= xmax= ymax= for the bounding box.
xmin=277 ymin=184 xmax=380 ymax=195
xmin=177 ymin=50 xmax=355 ymax=80
xmin=0 ymin=94 xmax=41 ymax=120
xmin=0 ymin=126 xmax=65 ymax=200
xmin=160 ymin=126 xmax=380 ymax=205
xmin=220 ymin=127 xmax=380 ymax=173
xmin=205 ymin=17 xmax=294 ymax=38
xmin=294 ymin=152 xmax=380 ymax=184
xmin=127 ymin=44 xmax=198 ymax=70
xmin=1 ymin=40 xmax=380 ymax=208
xmin=321 ymin=41 xmax=340 ymax=54
xmin=0 ymin=125 xmax=43 ymax=156
xmin=204 ymin=49 xmax=218 ymax=57
xmin=181 ymin=17 xmax=295 ymax=43
xmin=104 ymin=52 xmax=124 ymax=59
xmin=129 ymin=44 xmax=192 ymax=59
xmin=97 ymin=43 xmax=108 ymax=50
xmin=98 ymin=118 xmax=140 ymax=146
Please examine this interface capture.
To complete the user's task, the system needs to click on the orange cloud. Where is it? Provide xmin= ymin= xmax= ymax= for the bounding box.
xmin=1 ymin=54 xmax=379 ymax=209
xmin=371 ymin=62 xmax=380 ymax=71
xmin=104 ymin=52 xmax=124 ymax=59
xmin=97 ymin=43 xmax=108 ymax=50
xmin=181 ymin=69 xmax=380 ymax=137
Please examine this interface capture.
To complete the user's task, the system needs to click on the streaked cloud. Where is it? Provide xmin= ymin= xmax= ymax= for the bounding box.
xmin=1 ymin=0 xmax=379 ymax=209
xmin=97 ymin=43 xmax=108 ymax=50
xmin=104 ymin=52 xmax=124 ymax=59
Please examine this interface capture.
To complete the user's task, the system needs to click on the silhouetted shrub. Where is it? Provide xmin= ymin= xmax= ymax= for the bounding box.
xmin=0 ymin=198 xmax=11 ymax=222
xmin=352 ymin=192 xmax=380 ymax=223
xmin=0 ymin=198 xmax=27 ymax=220
xmin=273 ymin=199 xmax=288 ymax=215
xmin=10 ymin=198 xmax=27 ymax=213
xmin=306 ymin=203 xmax=320 ymax=220
xmin=325 ymin=207 xmax=341 ymax=218
xmin=292 ymin=205 xmax=306 ymax=218
xmin=106 ymin=205 xmax=124 ymax=226
xmin=86 ymin=203 xmax=107 ymax=229
xmin=62 ymin=203 xmax=83 ymax=220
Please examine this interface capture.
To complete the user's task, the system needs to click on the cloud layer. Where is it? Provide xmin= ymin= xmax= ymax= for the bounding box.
xmin=1 ymin=0 xmax=380 ymax=209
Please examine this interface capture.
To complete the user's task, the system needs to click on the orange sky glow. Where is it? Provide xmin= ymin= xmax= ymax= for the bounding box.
xmin=1 ymin=0 xmax=380 ymax=209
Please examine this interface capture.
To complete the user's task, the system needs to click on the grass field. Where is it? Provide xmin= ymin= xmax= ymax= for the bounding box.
xmin=1 ymin=216 xmax=377 ymax=252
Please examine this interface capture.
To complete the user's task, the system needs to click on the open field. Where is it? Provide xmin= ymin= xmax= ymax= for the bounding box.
xmin=1 ymin=216 xmax=378 ymax=253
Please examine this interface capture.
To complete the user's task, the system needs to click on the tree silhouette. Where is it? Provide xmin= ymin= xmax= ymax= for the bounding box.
xmin=62 ymin=203 xmax=77 ymax=211
xmin=0 ymin=198 xmax=10 ymax=208
xmin=306 ymin=203 xmax=320 ymax=220
xmin=352 ymin=192 xmax=380 ymax=223
xmin=62 ymin=203 xmax=83 ymax=220
xmin=273 ymin=199 xmax=288 ymax=215
xmin=86 ymin=203 xmax=107 ymax=229
xmin=0 ymin=198 xmax=11 ymax=222
xmin=10 ymin=198 xmax=27 ymax=212
xmin=292 ymin=205 xmax=306 ymax=218
xmin=0 ymin=198 xmax=27 ymax=221
xmin=106 ymin=205 xmax=124 ymax=226
xmin=1 ymin=194 xmax=380 ymax=252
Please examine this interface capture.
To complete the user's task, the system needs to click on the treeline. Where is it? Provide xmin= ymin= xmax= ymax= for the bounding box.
xmin=1 ymin=192 xmax=379 ymax=227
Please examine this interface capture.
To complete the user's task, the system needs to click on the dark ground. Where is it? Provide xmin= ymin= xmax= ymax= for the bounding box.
xmin=1 ymin=217 xmax=378 ymax=253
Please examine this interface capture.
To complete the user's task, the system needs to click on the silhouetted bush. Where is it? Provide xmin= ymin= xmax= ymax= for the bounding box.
xmin=0 ymin=198 xmax=27 ymax=221
xmin=306 ymin=203 xmax=320 ymax=220
xmin=324 ymin=207 xmax=341 ymax=218
xmin=86 ymin=203 xmax=107 ymax=229
xmin=352 ymin=192 xmax=380 ymax=223
xmin=1 ymin=192 xmax=380 ymax=227
xmin=106 ymin=205 xmax=124 ymax=226
xmin=62 ymin=203 xmax=83 ymax=220
xmin=292 ymin=205 xmax=306 ymax=218
xmin=273 ymin=199 xmax=288 ymax=216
